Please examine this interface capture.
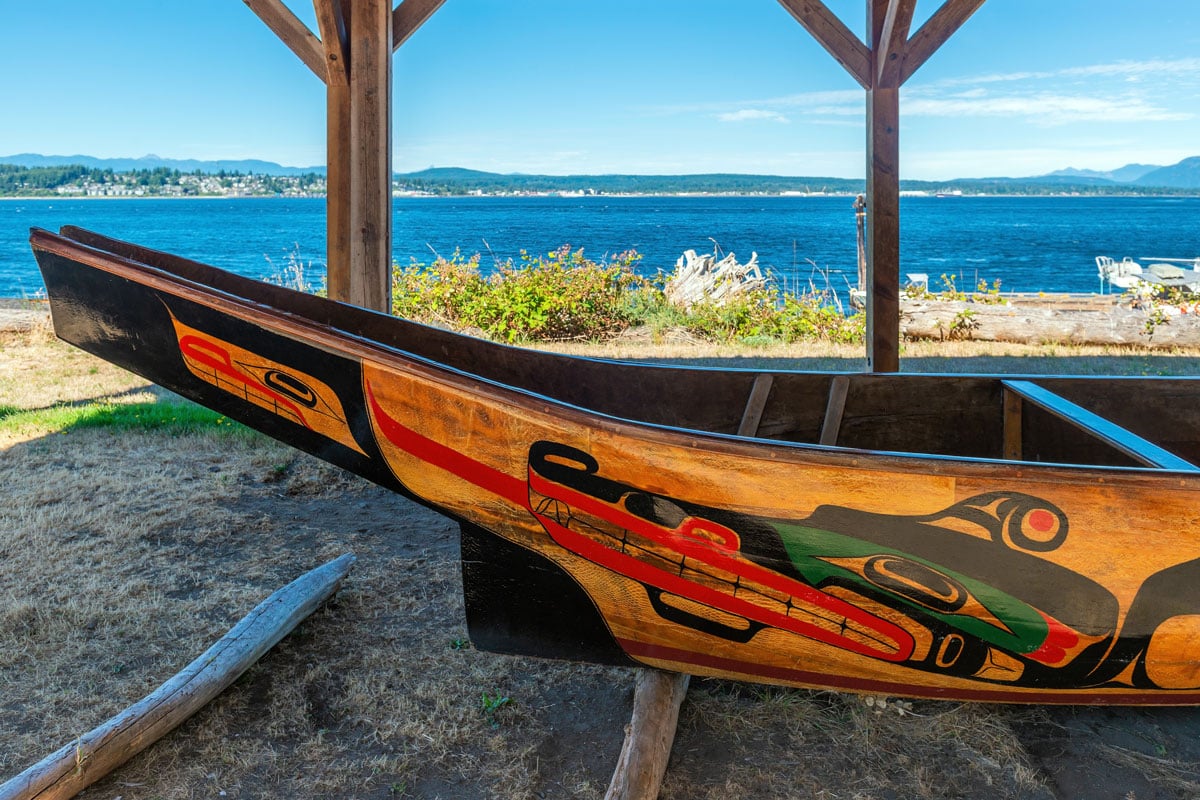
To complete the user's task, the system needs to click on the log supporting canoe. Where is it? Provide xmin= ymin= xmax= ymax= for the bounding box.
xmin=28 ymin=226 xmax=1200 ymax=705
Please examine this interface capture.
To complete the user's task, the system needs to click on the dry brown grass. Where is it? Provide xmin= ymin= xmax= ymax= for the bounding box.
xmin=4 ymin=325 xmax=1200 ymax=798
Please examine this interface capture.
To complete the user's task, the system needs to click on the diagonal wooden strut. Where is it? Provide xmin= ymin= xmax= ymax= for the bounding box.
xmin=901 ymin=0 xmax=987 ymax=83
xmin=393 ymin=0 xmax=448 ymax=51
xmin=243 ymin=0 xmax=328 ymax=82
xmin=775 ymin=0 xmax=871 ymax=88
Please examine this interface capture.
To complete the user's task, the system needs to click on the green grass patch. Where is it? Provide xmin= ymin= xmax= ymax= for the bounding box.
xmin=0 ymin=399 xmax=251 ymax=437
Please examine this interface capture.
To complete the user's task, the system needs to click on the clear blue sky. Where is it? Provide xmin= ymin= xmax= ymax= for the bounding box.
xmin=2 ymin=1 xmax=1197 ymax=180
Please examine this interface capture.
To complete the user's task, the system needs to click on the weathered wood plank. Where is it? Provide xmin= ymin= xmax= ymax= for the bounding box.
xmin=243 ymin=0 xmax=328 ymax=83
xmin=349 ymin=0 xmax=393 ymax=311
xmin=1002 ymin=381 xmax=1199 ymax=471
xmin=900 ymin=0 xmax=986 ymax=83
xmin=775 ymin=0 xmax=871 ymax=88
xmin=0 ymin=554 xmax=355 ymax=800
xmin=392 ymin=0 xmax=447 ymax=51
xmin=604 ymin=670 xmax=690 ymax=800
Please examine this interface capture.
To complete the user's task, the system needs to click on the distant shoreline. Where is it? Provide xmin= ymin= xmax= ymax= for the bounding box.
xmin=2 ymin=191 xmax=1198 ymax=201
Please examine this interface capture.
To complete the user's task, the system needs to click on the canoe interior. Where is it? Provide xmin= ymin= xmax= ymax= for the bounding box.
xmin=38 ymin=227 xmax=1200 ymax=471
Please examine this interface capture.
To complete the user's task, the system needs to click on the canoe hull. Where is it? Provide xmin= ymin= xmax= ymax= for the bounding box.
xmin=30 ymin=227 xmax=1200 ymax=704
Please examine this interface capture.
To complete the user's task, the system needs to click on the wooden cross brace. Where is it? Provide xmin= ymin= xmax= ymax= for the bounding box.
xmin=776 ymin=0 xmax=985 ymax=372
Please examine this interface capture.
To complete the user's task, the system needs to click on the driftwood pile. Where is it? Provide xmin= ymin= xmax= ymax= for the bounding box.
xmin=664 ymin=249 xmax=765 ymax=308
xmin=901 ymin=295 xmax=1200 ymax=348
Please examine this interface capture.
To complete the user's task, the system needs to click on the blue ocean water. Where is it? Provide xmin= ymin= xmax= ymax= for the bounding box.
xmin=1 ymin=195 xmax=1197 ymax=299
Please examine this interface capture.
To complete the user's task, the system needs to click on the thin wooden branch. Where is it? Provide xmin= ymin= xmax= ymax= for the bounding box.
xmin=899 ymin=0 xmax=986 ymax=84
xmin=244 ymin=0 xmax=329 ymax=83
xmin=605 ymin=670 xmax=691 ymax=800
xmin=0 ymin=554 xmax=356 ymax=800
xmin=775 ymin=0 xmax=871 ymax=88
xmin=876 ymin=0 xmax=917 ymax=88
xmin=392 ymin=0 xmax=448 ymax=51
xmin=313 ymin=0 xmax=350 ymax=87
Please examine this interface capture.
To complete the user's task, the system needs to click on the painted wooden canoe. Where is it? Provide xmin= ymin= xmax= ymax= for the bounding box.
xmin=29 ymin=225 xmax=1200 ymax=705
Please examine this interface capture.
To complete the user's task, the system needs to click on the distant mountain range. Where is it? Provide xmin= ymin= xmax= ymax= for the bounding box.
xmin=2 ymin=153 xmax=1199 ymax=192
xmin=1037 ymin=157 xmax=1200 ymax=189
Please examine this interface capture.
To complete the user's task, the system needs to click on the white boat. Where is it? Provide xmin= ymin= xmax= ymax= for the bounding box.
xmin=1096 ymin=256 xmax=1200 ymax=294
xmin=1095 ymin=256 xmax=1143 ymax=292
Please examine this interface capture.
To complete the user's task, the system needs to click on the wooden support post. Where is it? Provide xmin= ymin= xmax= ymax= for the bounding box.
xmin=251 ymin=0 xmax=445 ymax=310
xmin=349 ymin=0 xmax=393 ymax=312
xmin=865 ymin=0 xmax=902 ymax=373
xmin=316 ymin=0 xmax=352 ymax=302
xmin=605 ymin=670 xmax=691 ymax=800
xmin=865 ymin=83 xmax=900 ymax=373
xmin=779 ymin=0 xmax=985 ymax=373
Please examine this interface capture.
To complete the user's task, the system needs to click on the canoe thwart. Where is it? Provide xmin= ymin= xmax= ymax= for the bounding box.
xmin=819 ymin=375 xmax=851 ymax=446
xmin=737 ymin=374 xmax=774 ymax=437
xmin=1001 ymin=380 xmax=1199 ymax=471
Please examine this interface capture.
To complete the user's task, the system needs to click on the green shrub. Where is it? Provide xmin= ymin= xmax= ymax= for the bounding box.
xmin=392 ymin=246 xmax=645 ymax=342
xmin=391 ymin=245 xmax=864 ymax=345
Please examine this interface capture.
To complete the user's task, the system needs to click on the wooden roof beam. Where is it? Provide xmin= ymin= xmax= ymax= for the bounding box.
xmin=900 ymin=0 xmax=986 ymax=83
xmin=243 ymin=0 xmax=328 ymax=83
xmin=393 ymin=0 xmax=448 ymax=52
xmin=775 ymin=0 xmax=871 ymax=88
xmin=875 ymin=0 xmax=917 ymax=88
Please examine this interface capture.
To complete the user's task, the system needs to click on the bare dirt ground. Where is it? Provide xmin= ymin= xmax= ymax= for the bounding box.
xmin=5 ymin=317 xmax=1200 ymax=799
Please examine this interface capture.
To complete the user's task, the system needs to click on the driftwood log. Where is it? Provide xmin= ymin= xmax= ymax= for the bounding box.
xmin=901 ymin=296 xmax=1200 ymax=348
xmin=664 ymin=249 xmax=765 ymax=308
xmin=605 ymin=670 xmax=691 ymax=800
xmin=0 ymin=553 xmax=356 ymax=800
